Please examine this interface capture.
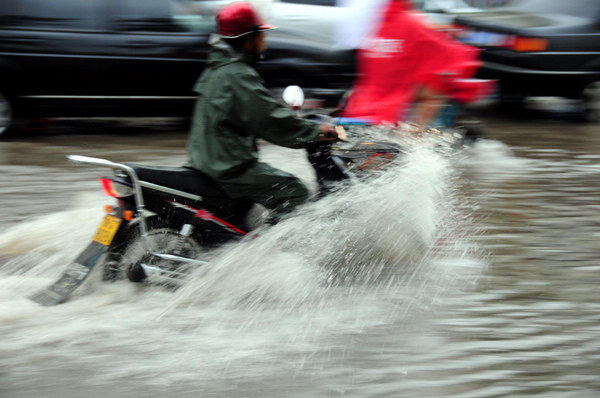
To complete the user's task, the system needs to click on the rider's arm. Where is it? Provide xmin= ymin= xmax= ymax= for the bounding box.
xmin=230 ymin=68 xmax=323 ymax=148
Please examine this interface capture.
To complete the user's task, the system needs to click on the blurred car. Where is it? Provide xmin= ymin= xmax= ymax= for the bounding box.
xmin=453 ymin=0 xmax=600 ymax=121
xmin=0 ymin=0 xmax=354 ymax=137
xmin=196 ymin=0 xmax=481 ymax=41
xmin=193 ymin=0 xmax=345 ymax=46
xmin=412 ymin=0 xmax=480 ymax=25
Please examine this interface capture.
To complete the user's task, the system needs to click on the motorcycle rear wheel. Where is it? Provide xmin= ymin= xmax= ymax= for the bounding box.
xmin=120 ymin=227 xmax=203 ymax=286
xmin=101 ymin=220 xmax=142 ymax=282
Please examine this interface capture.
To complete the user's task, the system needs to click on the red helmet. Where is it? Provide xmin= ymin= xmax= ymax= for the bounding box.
xmin=217 ymin=2 xmax=275 ymax=38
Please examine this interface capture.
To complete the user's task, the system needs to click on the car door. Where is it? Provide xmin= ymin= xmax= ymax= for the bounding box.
xmin=102 ymin=0 xmax=212 ymax=109
xmin=0 ymin=0 xmax=109 ymax=97
xmin=271 ymin=0 xmax=342 ymax=44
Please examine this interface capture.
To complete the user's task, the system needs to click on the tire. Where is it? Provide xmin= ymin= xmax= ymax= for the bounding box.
xmin=455 ymin=121 xmax=486 ymax=145
xmin=497 ymin=91 xmax=526 ymax=114
xmin=101 ymin=217 xmax=162 ymax=282
xmin=0 ymin=91 xmax=13 ymax=138
xmin=101 ymin=221 xmax=142 ymax=282
xmin=117 ymin=226 xmax=203 ymax=286
xmin=581 ymin=81 xmax=600 ymax=123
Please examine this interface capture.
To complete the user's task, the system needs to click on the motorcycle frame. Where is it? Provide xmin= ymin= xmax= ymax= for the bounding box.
xmin=67 ymin=155 xmax=208 ymax=266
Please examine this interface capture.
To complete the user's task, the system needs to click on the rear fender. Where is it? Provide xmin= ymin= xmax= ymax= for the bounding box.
xmin=29 ymin=241 xmax=110 ymax=306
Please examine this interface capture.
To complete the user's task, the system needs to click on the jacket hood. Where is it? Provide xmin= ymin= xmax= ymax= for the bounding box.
xmin=207 ymin=34 xmax=254 ymax=68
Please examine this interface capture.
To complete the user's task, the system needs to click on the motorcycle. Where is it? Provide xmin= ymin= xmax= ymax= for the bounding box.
xmin=29 ymin=90 xmax=419 ymax=306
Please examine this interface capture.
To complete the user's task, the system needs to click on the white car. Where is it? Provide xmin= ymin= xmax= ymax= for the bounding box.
xmin=413 ymin=0 xmax=479 ymax=13
xmin=192 ymin=0 xmax=344 ymax=45
xmin=412 ymin=0 xmax=481 ymax=25
xmin=193 ymin=0 xmax=480 ymax=44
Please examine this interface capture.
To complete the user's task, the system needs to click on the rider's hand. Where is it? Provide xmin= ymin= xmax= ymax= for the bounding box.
xmin=319 ymin=124 xmax=346 ymax=141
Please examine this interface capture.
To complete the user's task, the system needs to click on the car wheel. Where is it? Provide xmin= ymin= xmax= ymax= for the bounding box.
xmin=497 ymin=90 xmax=527 ymax=116
xmin=581 ymin=81 xmax=600 ymax=123
xmin=0 ymin=91 xmax=14 ymax=138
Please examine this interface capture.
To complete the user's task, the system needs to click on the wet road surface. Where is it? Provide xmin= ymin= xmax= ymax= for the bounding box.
xmin=1 ymin=107 xmax=599 ymax=397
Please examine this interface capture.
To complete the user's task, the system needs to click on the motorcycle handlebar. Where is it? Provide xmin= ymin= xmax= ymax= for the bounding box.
xmin=335 ymin=125 xmax=348 ymax=141
xmin=321 ymin=125 xmax=347 ymax=142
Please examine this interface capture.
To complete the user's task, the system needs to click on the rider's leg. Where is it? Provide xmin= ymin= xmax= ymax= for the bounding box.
xmin=432 ymin=101 xmax=461 ymax=129
xmin=306 ymin=144 xmax=346 ymax=198
xmin=217 ymin=162 xmax=310 ymax=223
xmin=410 ymin=86 xmax=446 ymax=127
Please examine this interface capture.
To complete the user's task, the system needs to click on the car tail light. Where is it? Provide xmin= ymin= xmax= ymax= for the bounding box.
xmin=507 ymin=36 xmax=548 ymax=52
xmin=99 ymin=178 xmax=133 ymax=198
xmin=453 ymin=25 xmax=511 ymax=47
xmin=454 ymin=25 xmax=548 ymax=52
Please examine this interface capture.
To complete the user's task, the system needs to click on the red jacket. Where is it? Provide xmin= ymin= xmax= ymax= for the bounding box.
xmin=342 ymin=0 xmax=486 ymax=124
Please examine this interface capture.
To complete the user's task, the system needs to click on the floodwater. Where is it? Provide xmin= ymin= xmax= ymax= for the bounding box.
xmin=0 ymin=112 xmax=599 ymax=397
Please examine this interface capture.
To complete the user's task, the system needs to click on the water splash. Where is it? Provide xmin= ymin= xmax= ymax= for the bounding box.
xmin=0 ymin=134 xmax=484 ymax=389
xmin=166 ymin=136 xmax=479 ymax=317
xmin=0 ymin=192 xmax=107 ymax=277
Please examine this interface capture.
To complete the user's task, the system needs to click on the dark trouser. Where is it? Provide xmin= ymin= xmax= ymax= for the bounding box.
xmin=306 ymin=144 xmax=347 ymax=198
xmin=216 ymin=162 xmax=310 ymax=223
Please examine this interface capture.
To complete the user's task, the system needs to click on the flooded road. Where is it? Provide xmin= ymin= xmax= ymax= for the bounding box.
xmin=1 ymin=113 xmax=599 ymax=397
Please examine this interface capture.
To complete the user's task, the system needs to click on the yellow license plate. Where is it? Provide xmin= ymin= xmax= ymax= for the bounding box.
xmin=93 ymin=215 xmax=122 ymax=246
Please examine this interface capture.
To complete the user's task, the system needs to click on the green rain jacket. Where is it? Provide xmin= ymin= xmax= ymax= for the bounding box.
xmin=187 ymin=36 xmax=321 ymax=181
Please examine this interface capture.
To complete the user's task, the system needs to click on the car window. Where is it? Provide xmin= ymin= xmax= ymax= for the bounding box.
xmin=113 ymin=0 xmax=215 ymax=34
xmin=0 ymin=0 xmax=13 ymax=15
xmin=172 ymin=0 xmax=218 ymax=34
xmin=279 ymin=0 xmax=336 ymax=6
xmin=0 ymin=0 xmax=104 ymax=30
xmin=412 ymin=0 xmax=470 ymax=12
xmin=508 ymin=0 xmax=600 ymax=17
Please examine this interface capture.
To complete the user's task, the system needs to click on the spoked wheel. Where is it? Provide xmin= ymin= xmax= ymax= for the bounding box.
xmin=581 ymin=81 xmax=600 ymax=123
xmin=119 ymin=228 xmax=203 ymax=287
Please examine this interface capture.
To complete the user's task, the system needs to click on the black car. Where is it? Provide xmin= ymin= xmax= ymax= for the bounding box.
xmin=0 ymin=0 xmax=355 ymax=137
xmin=453 ymin=0 xmax=600 ymax=121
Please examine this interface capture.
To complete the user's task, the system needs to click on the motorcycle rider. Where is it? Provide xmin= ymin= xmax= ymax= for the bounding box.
xmin=187 ymin=1 xmax=340 ymax=223
xmin=338 ymin=0 xmax=493 ymax=127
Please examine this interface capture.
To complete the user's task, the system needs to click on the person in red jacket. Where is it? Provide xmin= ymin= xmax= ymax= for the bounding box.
xmin=341 ymin=0 xmax=492 ymax=126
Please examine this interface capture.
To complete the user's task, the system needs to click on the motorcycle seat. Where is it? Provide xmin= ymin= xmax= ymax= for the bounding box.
xmin=126 ymin=164 xmax=255 ymax=228
xmin=126 ymin=164 xmax=227 ymax=199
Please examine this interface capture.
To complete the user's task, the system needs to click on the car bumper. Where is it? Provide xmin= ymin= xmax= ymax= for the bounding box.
xmin=477 ymin=60 xmax=600 ymax=98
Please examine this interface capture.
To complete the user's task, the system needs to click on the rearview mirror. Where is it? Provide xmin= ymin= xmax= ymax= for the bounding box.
xmin=282 ymin=85 xmax=304 ymax=110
